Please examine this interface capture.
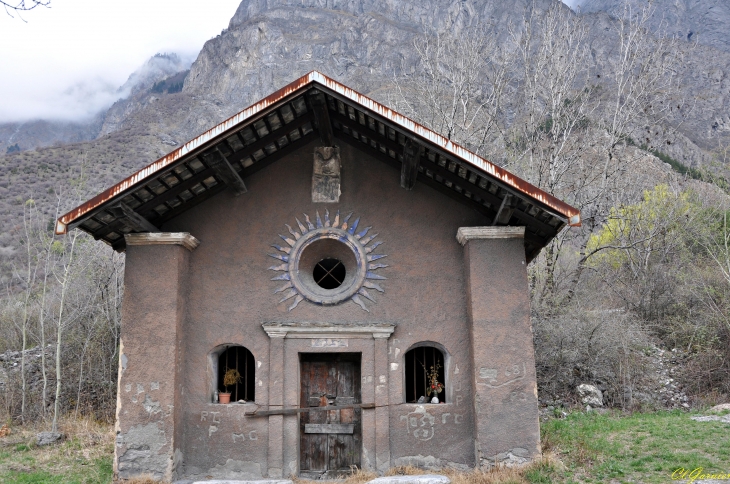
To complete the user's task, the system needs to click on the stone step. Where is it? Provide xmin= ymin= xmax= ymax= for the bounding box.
xmin=174 ymin=480 xmax=293 ymax=484
xmin=365 ymin=475 xmax=451 ymax=484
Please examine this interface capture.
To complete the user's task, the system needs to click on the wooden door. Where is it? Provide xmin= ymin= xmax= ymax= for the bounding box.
xmin=300 ymin=353 xmax=361 ymax=478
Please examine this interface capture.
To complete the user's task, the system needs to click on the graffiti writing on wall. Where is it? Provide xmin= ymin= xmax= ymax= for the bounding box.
xmin=200 ymin=411 xmax=260 ymax=442
xmin=399 ymin=405 xmax=464 ymax=442
xmin=477 ymin=362 xmax=526 ymax=388
xmin=232 ymin=431 xmax=258 ymax=442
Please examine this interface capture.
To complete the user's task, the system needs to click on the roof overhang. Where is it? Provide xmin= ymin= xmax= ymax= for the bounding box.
xmin=56 ymin=71 xmax=580 ymax=261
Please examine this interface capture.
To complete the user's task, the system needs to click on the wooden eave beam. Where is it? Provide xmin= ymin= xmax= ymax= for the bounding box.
xmin=93 ymin=203 xmax=159 ymax=241
xmin=136 ymin=168 xmax=216 ymax=219
xmin=201 ymin=148 xmax=247 ymax=195
xmin=333 ymin=130 xmax=496 ymax=222
xmin=309 ymin=92 xmax=335 ymax=146
xmin=105 ymin=129 xmax=319 ymax=250
xmin=400 ymin=138 xmax=422 ymax=190
xmin=116 ymin=202 xmax=159 ymax=233
xmin=493 ymin=194 xmax=515 ymax=226
xmin=332 ymin=112 xmax=559 ymax=238
xmin=225 ymin=114 xmax=315 ymax=166
xmin=157 ymin=130 xmax=319 ymax=225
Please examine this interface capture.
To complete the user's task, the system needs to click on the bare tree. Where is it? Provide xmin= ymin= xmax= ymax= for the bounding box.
xmin=2 ymin=0 xmax=49 ymax=19
xmin=36 ymin=198 xmax=61 ymax=417
xmin=561 ymin=0 xmax=686 ymax=303
xmin=390 ymin=23 xmax=511 ymax=158
xmin=504 ymin=2 xmax=599 ymax=308
xmin=12 ymin=200 xmax=40 ymax=423
xmin=51 ymin=215 xmax=79 ymax=432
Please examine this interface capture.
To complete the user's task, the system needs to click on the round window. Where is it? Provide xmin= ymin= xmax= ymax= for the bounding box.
xmin=269 ymin=210 xmax=388 ymax=311
xmin=313 ymin=258 xmax=346 ymax=289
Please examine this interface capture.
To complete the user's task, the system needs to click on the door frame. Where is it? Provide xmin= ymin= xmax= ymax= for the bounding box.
xmin=261 ymin=322 xmax=395 ymax=476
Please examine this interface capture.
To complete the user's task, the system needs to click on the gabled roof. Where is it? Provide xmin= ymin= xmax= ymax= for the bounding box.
xmin=56 ymin=71 xmax=580 ymax=261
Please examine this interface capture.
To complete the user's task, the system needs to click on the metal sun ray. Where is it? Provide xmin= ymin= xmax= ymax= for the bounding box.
xmin=285 ymin=224 xmax=300 ymax=240
xmin=364 ymin=281 xmax=384 ymax=292
xmin=351 ymin=294 xmax=369 ymax=312
xmin=341 ymin=212 xmax=353 ymax=231
xmin=288 ymin=295 xmax=304 ymax=311
xmin=296 ymin=218 xmax=308 ymax=235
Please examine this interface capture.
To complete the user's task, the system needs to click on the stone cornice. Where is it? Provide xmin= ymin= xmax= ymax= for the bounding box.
xmin=124 ymin=232 xmax=200 ymax=251
xmin=456 ymin=226 xmax=525 ymax=246
xmin=262 ymin=321 xmax=395 ymax=339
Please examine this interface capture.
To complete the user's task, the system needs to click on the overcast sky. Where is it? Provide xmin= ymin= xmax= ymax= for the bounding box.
xmin=0 ymin=0 xmax=241 ymax=122
xmin=0 ymin=0 xmax=579 ymax=123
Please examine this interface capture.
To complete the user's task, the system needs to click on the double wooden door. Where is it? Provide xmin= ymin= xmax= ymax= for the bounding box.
xmin=299 ymin=353 xmax=361 ymax=478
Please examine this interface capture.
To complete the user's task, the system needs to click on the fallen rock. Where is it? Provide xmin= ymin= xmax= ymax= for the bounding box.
xmin=691 ymin=415 xmax=730 ymax=424
xmin=708 ymin=403 xmax=730 ymax=412
xmin=36 ymin=431 xmax=64 ymax=446
xmin=366 ymin=475 xmax=451 ymax=484
xmin=576 ymin=384 xmax=603 ymax=407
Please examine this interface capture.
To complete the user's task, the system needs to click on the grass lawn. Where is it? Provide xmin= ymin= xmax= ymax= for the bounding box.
xmin=0 ymin=410 xmax=728 ymax=483
xmin=0 ymin=417 xmax=113 ymax=484
xmin=538 ymin=409 xmax=730 ymax=483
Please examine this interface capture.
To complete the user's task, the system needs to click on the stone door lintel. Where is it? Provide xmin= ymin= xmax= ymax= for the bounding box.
xmin=262 ymin=322 xmax=395 ymax=339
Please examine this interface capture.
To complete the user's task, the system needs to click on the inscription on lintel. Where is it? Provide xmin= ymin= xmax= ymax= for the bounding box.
xmin=311 ymin=338 xmax=348 ymax=348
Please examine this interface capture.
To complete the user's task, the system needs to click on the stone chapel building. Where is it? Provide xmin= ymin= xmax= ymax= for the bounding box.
xmin=56 ymin=72 xmax=580 ymax=482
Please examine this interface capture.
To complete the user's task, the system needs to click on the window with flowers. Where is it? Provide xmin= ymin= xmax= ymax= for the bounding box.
xmin=404 ymin=346 xmax=446 ymax=403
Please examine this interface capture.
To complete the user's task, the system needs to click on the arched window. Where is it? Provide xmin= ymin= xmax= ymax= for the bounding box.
xmin=404 ymin=345 xmax=446 ymax=403
xmin=217 ymin=346 xmax=255 ymax=402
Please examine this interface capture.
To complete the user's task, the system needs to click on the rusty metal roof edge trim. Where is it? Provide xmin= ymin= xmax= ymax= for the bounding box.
xmin=55 ymin=72 xmax=322 ymax=234
xmin=57 ymin=70 xmax=580 ymax=234
xmin=307 ymin=71 xmax=580 ymax=227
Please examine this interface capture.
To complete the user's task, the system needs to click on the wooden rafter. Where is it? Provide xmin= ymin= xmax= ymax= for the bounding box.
xmin=493 ymin=194 xmax=515 ymax=226
xmin=202 ymin=148 xmax=247 ymax=195
xmin=310 ymin=91 xmax=334 ymax=146
xmin=332 ymin=111 xmax=558 ymax=237
xmin=400 ymin=138 xmax=422 ymax=190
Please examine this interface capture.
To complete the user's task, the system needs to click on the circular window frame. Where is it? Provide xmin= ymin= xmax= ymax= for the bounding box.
xmin=269 ymin=210 xmax=388 ymax=311
xmin=290 ymin=227 xmax=368 ymax=305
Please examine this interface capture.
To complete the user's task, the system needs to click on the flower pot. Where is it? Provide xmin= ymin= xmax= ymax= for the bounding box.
xmin=219 ymin=392 xmax=231 ymax=404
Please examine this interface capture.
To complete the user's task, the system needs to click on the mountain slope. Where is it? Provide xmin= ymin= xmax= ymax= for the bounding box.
xmin=0 ymin=54 xmax=191 ymax=154
xmin=1 ymin=0 xmax=730 ymax=281
xmin=579 ymin=0 xmax=730 ymax=53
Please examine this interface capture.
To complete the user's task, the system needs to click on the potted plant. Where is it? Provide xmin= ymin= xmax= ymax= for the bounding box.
xmin=425 ymin=362 xmax=444 ymax=403
xmin=219 ymin=367 xmax=242 ymax=404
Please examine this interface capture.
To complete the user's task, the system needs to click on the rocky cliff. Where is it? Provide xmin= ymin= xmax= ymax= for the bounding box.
xmin=579 ymin=0 xmax=730 ymax=53
xmin=1 ymin=0 xmax=730 ymax=280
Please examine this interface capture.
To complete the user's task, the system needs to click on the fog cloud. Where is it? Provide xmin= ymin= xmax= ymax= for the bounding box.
xmin=0 ymin=0 xmax=240 ymax=123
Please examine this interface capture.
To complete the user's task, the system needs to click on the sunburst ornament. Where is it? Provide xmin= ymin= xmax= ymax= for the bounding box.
xmin=269 ymin=210 xmax=387 ymax=312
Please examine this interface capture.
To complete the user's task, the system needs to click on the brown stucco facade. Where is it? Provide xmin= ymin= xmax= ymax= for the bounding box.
xmin=112 ymin=139 xmax=543 ymax=481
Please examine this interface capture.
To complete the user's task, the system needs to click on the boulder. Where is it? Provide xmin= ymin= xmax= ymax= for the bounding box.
xmin=36 ymin=431 xmax=64 ymax=446
xmin=576 ymin=384 xmax=603 ymax=407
